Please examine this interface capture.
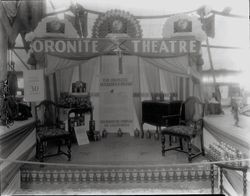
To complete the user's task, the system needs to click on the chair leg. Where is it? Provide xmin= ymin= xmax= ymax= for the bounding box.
xmin=200 ymin=133 xmax=205 ymax=156
xmin=36 ymin=142 xmax=39 ymax=159
xmin=179 ymin=138 xmax=183 ymax=150
xmin=161 ymin=134 xmax=166 ymax=156
xmin=39 ymin=142 xmax=44 ymax=162
xmin=67 ymin=139 xmax=71 ymax=161
xmin=57 ymin=140 xmax=61 ymax=154
xmin=187 ymin=139 xmax=192 ymax=163
xmin=169 ymin=136 xmax=172 ymax=146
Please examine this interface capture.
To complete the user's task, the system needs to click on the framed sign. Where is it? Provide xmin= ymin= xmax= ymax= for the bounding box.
xmin=24 ymin=69 xmax=45 ymax=102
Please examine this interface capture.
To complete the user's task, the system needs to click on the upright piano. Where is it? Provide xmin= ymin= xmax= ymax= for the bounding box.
xmin=141 ymin=100 xmax=183 ymax=137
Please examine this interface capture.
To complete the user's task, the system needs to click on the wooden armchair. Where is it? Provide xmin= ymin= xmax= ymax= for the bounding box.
xmin=35 ymin=100 xmax=71 ymax=162
xmin=161 ymin=96 xmax=205 ymax=162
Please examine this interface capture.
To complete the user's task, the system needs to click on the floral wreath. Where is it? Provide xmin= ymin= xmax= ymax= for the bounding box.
xmin=92 ymin=9 xmax=142 ymax=38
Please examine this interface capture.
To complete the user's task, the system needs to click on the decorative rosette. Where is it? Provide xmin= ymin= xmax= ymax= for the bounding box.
xmin=92 ymin=9 xmax=142 ymax=38
xmin=162 ymin=14 xmax=206 ymax=41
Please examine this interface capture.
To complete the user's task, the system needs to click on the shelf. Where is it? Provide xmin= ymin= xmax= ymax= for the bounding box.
xmin=70 ymin=92 xmax=89 ymax=96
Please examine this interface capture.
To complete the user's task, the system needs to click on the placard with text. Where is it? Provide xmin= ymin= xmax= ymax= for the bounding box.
xmin=24 ymin=69 xmax=45 ymax=102
xmin=99 ymin=74 xmax=133 ymax=134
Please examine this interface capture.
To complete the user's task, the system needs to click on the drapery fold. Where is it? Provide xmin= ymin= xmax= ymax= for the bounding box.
xmin=141 ymin=56 xmax=201 ymax=81
xmin=45 ymin=54 xmax=85 ymax=75
xmin=80 ymin=57 xmax=99 ymax=92
xmin=141 ymin=58 xmax=161 ymax=98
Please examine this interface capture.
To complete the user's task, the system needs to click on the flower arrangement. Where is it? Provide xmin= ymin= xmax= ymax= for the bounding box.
xmin=58 ymin=92 xmax=91 ymax=109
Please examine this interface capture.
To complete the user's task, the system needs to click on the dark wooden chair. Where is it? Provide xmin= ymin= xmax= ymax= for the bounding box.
xmin=35 ymin=100 xmax=71 ymax=162
xmin=161 ymin=96 xmax=205 ymax=162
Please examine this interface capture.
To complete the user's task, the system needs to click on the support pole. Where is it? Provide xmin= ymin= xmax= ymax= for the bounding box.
xmin=0 ymin=20 xmax=8 ymax=82
xmin=200 ymin=12 xmax=216 ymax=88
xmin=0 ymin=20 xmax=8 ymax=121
xmin=205 ymin=36 xmax=216 ymax=86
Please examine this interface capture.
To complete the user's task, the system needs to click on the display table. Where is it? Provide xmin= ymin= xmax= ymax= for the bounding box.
xmin=141 ymin=100 xmax=182 ymax=138
xmin=207 ymin=103 xmax=221 ymax=115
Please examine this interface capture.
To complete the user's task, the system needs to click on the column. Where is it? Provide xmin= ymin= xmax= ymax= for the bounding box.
xmin=0 ymin=20 xmax=8 ymax=122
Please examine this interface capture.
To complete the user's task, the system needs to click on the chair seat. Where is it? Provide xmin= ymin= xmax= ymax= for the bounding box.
xmin=37 ymin=127 xmax=70 ymax=140
xmin=162 ymin=125 xmax=196 ymax=137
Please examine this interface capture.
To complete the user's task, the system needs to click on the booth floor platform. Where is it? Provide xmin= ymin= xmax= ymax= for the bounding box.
xmin=36 ymin=133 xmax=206 ymax=165
xmin=20 ymin=133 xmax=216 ymax=194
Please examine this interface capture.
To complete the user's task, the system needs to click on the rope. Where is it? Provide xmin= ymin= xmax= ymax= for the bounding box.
xmin=45 ymin=6 xmax=247 ymax=20
xmin=0 ymin=157 xmax=249 ymax=168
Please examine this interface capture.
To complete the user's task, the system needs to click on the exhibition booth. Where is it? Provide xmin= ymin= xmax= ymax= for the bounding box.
xmin=0 ymin=2 xmax=249 ymax=195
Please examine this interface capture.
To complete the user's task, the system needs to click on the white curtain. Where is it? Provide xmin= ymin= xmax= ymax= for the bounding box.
xmin=80 ymin=57 xmax=99 ymax=92
xmin=160 ymin=69 xmax=177 ymax=99
xmin=45 ymin=55 xmax=83 ymax=75
xmin=141 ymin=58 xmax=161 ymax=99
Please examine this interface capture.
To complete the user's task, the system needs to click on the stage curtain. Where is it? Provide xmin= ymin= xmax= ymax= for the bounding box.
xmin=58 ymin=67 xmax=74 ymax=93
xmin=142 ymin=56 xmax=188 ymax=76
xmin=139 ymin=59 xmax=151 ymax=101
xmin=141 ymin=58 xmax=160 ymax=99
xmin=142 ymin=56 xmax=201 ymax=81
xmin=79 ymin=57 xmax=99 ymax=92
xmin=45 ymin=55 xmax=84 ymax=75
xmin=45 ymin=55 xmax=81 ymax=101
xmin=160 ymin=69 xmax=177 ymax=98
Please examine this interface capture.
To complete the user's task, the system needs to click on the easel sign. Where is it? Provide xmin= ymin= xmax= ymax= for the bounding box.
xmin=74 ymin=126 xmax=89 ymax=145
xmin=24 ymin=69 xmax=45 ymax=102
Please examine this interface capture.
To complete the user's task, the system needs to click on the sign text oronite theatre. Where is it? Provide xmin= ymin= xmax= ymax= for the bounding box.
xmin=31 ymin=38 xmax=201 ymax=59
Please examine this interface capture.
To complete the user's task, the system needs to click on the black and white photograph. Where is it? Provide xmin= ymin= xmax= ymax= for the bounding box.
xmin=0 ymin=0 xmax=249 ymax=195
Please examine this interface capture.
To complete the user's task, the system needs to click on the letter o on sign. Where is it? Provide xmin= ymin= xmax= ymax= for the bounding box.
xmin=55 ymin=41 xmax=66 ymax=53
xmin=32 ymin=40 xmax=43 ymax=53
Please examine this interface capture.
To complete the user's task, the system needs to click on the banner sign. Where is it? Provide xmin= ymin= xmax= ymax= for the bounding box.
xmin=31 ymin=38 xmax=201 ymax=60
xmin=99 ymin=74 xmax=133 ymax=134
xmin=24 ymin=69 xmax=45 ymax=102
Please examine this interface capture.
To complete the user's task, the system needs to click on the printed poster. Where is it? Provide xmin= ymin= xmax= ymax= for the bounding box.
xmin=99 ymin=74 xmax=133 ymax=134
xmin=74 ymin=126 xmax=90 ymax=146
xmin=24 ymin=69 xmax=45 ymax=102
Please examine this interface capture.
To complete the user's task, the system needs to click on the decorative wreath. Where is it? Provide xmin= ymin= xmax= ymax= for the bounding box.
xmin=92 ymin=9 xmax=142 ymax=38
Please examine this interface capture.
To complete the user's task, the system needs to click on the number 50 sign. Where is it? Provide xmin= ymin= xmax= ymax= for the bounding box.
xmin=24 ymin=70 xmax=45 ymax=102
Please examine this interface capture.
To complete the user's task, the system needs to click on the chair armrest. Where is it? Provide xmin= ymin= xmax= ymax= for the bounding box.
xmin=192 ymin=119 xmax=203 ymax=135
xmin=179 ymin=120 xmax=186 ymax=125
